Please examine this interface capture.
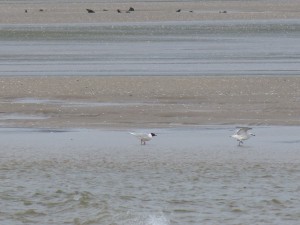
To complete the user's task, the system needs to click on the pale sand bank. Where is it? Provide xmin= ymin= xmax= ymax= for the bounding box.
xmin=1 ymin=1 xmax=300 ymax=24
xmin=0 ymin=76 xmax=299 ymax=128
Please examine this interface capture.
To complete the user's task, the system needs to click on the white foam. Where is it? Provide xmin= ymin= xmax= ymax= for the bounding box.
xmin=145 ymin=214 xmax=170 ymax=225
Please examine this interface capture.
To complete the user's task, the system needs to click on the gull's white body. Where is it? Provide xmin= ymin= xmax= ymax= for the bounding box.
xmin=231 ymin=127 xmax=255 ymax=146
xmin=130 ymin=132 xmax=157 ymax=145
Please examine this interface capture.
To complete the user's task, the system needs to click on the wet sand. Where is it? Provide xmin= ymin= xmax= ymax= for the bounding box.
xmin=1 ymin=126 xmax=300 ymax=224
xmin=0 ymin=76 xmax=300 ymax=128
xmin=1 ymin=0 xmax=300 ymax=24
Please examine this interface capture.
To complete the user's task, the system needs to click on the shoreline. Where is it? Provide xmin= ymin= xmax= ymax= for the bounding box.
xmin=0 ymin=75 xmax=300 ymax=129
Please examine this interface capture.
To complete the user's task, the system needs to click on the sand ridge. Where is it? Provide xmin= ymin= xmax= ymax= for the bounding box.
xmin=0 ymin=76 xmax=299 ymax=128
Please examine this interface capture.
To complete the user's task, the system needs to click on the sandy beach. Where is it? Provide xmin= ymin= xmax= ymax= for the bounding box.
xmin=1 ymin=0 xmax=300 ymax=24
xmin=0 ymin=76 xmax=299 ymax=128
xmin=0 ymin=0 xmax=300 ymax=129
xmin=2 ymin=2 xmax=300 ymax=225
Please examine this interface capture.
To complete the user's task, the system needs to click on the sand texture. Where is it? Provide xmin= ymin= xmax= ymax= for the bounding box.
xmin=1 ymin=1 xmax=300 ymax=128
xmin=0 ymin=76 xmax=299 ymax=128
xmin=1 ymin=1 xmax=300 ymax=24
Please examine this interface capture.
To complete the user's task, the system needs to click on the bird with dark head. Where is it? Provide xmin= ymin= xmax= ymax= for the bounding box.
xmin=130 ymin=132 xmax=157 ymax=145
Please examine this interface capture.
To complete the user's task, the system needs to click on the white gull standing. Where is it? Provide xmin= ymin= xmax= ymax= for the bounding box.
xmin=130 ymin=132 xmax=157 ymax=145
xmin=231 ymin=127 xmax=255 ymax=146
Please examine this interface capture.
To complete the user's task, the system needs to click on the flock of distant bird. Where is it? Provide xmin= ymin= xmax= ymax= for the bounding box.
xmin=85 ymin=7 xmax=192 ymax=14
xmin=86 ymin=7 xmax=135 ymax=14
xmin=130 ymin=127 xmax=255 ymax=146
xmin=24 ymin=7 xmax=228 ymax=14
xmin=24 ymin=7 xmax=136 ymax=14
xmin=24 ymin=7 xmax=176 ymax=14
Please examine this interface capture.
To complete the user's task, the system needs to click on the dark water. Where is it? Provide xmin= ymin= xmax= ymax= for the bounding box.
xmin=1 ymin=20 xmax=300 ymax=76
xmin=1 ymin=126 xmax=300 ymax=224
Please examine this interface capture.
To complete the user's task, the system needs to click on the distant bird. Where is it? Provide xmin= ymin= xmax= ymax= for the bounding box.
xmin=176 ymin=9 xmax=181 ymax=12
xmin=25 ymin=9 xmax=28 ymax=13
xmin=86 ymin=9 xmax=95 ymax=13
xmin=128 ymin=7 xmax=135 ymax=12
xmin=231 ymin=127 xmax=255 ymax=146
xmin=130 ymin=132 xmax=157 ymax=145
xmin=117 ymin=9 xmax=121 ymax=13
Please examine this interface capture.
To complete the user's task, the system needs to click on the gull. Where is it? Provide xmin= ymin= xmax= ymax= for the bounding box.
xmin=231 ymin=127 xmax=255 ymax=146
xmin=130 ymin=132 xmax=157 ymax=145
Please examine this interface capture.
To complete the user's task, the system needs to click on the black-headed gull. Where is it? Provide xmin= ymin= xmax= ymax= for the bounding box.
xmin=130 ymin=132 xmax=157 ymax=145
xmin=231 ymin=127 xmax=255 ymax=146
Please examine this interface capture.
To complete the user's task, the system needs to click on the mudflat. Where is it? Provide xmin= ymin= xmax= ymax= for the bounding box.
xmin=0 ymin=76 xmax=299 ymax=128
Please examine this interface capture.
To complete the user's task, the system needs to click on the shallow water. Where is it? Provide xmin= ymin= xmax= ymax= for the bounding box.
xmin=1 ymin=20 xmax=300 ymax=76
xmin=1 ymin=126 xmax=300 ymax=224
